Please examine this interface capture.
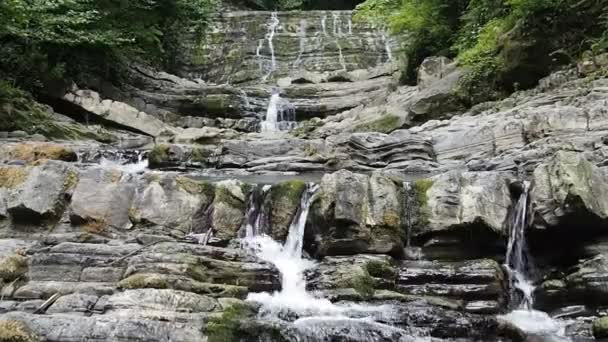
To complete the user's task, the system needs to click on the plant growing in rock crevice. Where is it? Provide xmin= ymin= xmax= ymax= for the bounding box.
xmin=0 ymin=320 xmax=39 ymax=342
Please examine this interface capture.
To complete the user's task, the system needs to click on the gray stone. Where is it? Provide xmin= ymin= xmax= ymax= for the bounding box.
xmin=70 ymin=167 xmax=136 ymax=230
xmin=308 ymin=170 xmax=405 ymax=257
xmin=7 ymin=161 xmax=71 ymax=223
xmin=532 ymin=151 xmax=608 ymax=228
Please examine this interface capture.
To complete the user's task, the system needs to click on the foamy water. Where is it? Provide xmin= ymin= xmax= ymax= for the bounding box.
xmin=99 ymin=157 xmax=148 ymax=173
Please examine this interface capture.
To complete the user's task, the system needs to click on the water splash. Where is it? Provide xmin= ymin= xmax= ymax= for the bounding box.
xmin=332 ymin=12 xmax=342 ymax=36
xmin=261 ymin=90 xmax=297 ymax=133
xmin=244 ymin=184 xmax=340 ymax=316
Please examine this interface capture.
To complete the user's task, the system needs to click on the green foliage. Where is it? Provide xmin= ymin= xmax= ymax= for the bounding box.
xmin=357 ymin=0 xmax=608 ymax=101
xmin=353 ymin=114 xmax=401 ymax=134
xmin=205 ymin=303 xmax=255 ymax=342
xmin=0 ymin=0 xmax=217 ymax=93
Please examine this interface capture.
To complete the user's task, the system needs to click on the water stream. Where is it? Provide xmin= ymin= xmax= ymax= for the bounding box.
xmin=499 ymin=182 xmax=569 ymax=338
xmin=261 ymin=90 xmax=297 ymax=132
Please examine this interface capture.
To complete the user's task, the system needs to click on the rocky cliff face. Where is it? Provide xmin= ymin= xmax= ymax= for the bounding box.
xmin=2 ymin=2 xmax=608 ymax=340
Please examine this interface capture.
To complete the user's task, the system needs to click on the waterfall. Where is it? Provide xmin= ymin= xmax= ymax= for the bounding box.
xmin=261 ymin=11 xmax=280 ymax=80
xmin=499 ymin=181 xmax=568 ymax=338
xmin=504 ymin=181 xmax=534 ymax=309
xmin=381 ymin=31 xmax=393 ymax=62
xmin=261 ymin=90 xmax=297 ymax=133
xmin=244 ymin=183 xmax=339 ymax=315
xmin=321 ymin=14 xmax=327 ymax=36
xmin=403 ymin=182 xmax=413 ymax=247
xmin=80 ymin=150 xmax=149 ymax=174
xmin=337 ymin=41 xmax=347 ymax=71
xmin=348 ymin=18 xmax=353 ymax=35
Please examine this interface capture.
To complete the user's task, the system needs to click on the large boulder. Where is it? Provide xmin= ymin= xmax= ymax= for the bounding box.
xmin=416 ymin=171 xmax=514 ymax=237
xmin=70 ymin=168 xmax=136 ymax=230
xmin=7 ymin=161 xmax=73 ymax=223
xmin=130 ymin=175 xmax=214 ymax=233
xmin=63 ymin=88 xmax=174 ymax=137
xmin=211 ymin=180 xmax=247 ymax=241
xmin=532 ymin=151 xmax=608 ymax=228
xmin=307 ymin=170 xmax=405 ymax=257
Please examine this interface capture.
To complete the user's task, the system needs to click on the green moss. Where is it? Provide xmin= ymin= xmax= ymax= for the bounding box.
xmin=0 ymin=320 xmax=39 ymax=342
xmin=349 ymin=271 xmax=376 ymax=300
xmin=353 ymin=114 xmax=401 ymax=134
xmin=215 ymin=186 xmax=245 ymax=210
xmin=414 ymin=179 xmax=434 ymax=226
xmin=119 ymin=273 xmax=248 ymax=298
xmin=0 ymin=254 xmax=28 ymax=282
xmin=119 ymin=273 xmax=169 ymax=290
xmin=365 ymin=260 xmax=396 ymax=279
xmin=191 ymin=147 xmax=212 ymax=163
xmin=0 ymin=87 xmax=114 ymax=142
xmin=594 ymin=317 xmax=608 ymax=339
xmin=205 ymin=303 xmax=256 ymax=342
xmin=148 ymin=144 xmax=170 ymax=168
xmin=176 ymin=176 xmax=214 ymax=198
xmin=270 ymin=180 xmax=306 ymax=206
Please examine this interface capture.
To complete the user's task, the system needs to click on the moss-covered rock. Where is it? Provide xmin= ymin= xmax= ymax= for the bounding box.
xmin=119 ymin=273 xmax=247 ymax=298
xmin=148 ymin=144 xmax=171 ymax=168
xmin=0 ymin=167 xmax=28 ymax=189
xmin=205 ymin=302 xmax=257 ymax=342
xmin=353 ymin=114 xmax=402 ymax=134
xmin=0 ymin=143 xmax=77 ymax=162
xmin=593 ymin=316 xmax=608 ymax=339
xmin=0 ymin=254 xmax=28 ymax=282
xmin=0 ymin=319 xmax=39 ymax=342
xmin=268 ymin=180 xmax=306 ymax=241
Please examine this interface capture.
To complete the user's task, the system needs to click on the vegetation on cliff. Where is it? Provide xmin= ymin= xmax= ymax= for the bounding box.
xmin=0 ymin=0 xmax=217 ymax=95
xmin=356 ymin=0 xmax=608 ymax=103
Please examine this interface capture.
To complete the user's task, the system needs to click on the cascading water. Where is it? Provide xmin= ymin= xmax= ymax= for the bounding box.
xmin=244 ymin=183 xmax=339 ymax=315
xmin=381 ymin=31 xmax=393 ymax=62
xmin=261 ymin=90 xmax=297 ymax=133
xmin=499 ymin=181 xmax=568 ymax=338
xmin=262 ymin=11 xmax=280 ymax=80
xmin=80 ymin=150 xmax=149 ymax=173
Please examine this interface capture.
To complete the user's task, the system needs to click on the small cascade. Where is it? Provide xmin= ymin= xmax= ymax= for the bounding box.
xmin=321 ymin=14 xmax=327 ymax=36
xmin=499 ymin=181 xmax=569 ymax=338
xmin=381 ymin=31 xmax=393 ymax=62
xmin=403 ymin=181 xmax=413 ymax=247
xmin=262 ymin=11 xmax=280 ymax=80
xmin=260 ymin=90 xmax=297 ymax=133
xmin=332 ymin=12 xmax=342 ymax=36
xmin=79 ymin=150 xmax=149 ymax=174
xmin=348 ymin=18 xmax=353 ymax=35
xmin=241 ymin=184 xmax=272 ymax=238
xmin=244 ymin=183 xmax=339 ymax=315
xmin=238 ymin=89 xmax=252 ymax=111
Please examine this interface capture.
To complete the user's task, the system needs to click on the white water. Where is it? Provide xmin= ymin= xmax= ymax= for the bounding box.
xmin=261 ymin=91 xmax=297 ymax=133
xmin=337 ymin=41 xmax=347 ymax=71
xmin=321 ymin=14 xmax=327 ymax=36
xmin=499 ymin=181 xmax=569 ymax=339
xmin=268 ymin=12 xmax=279 ymax=72
xmin=381 ymin=31 xmax=393 ymax=62
xmin=332 ymin=12 xmax=342 ymax=36
xmin=99 ymin=155 xmax=148 ymax=174
xmin=244 ymin=184 xmax=342 ymax=315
